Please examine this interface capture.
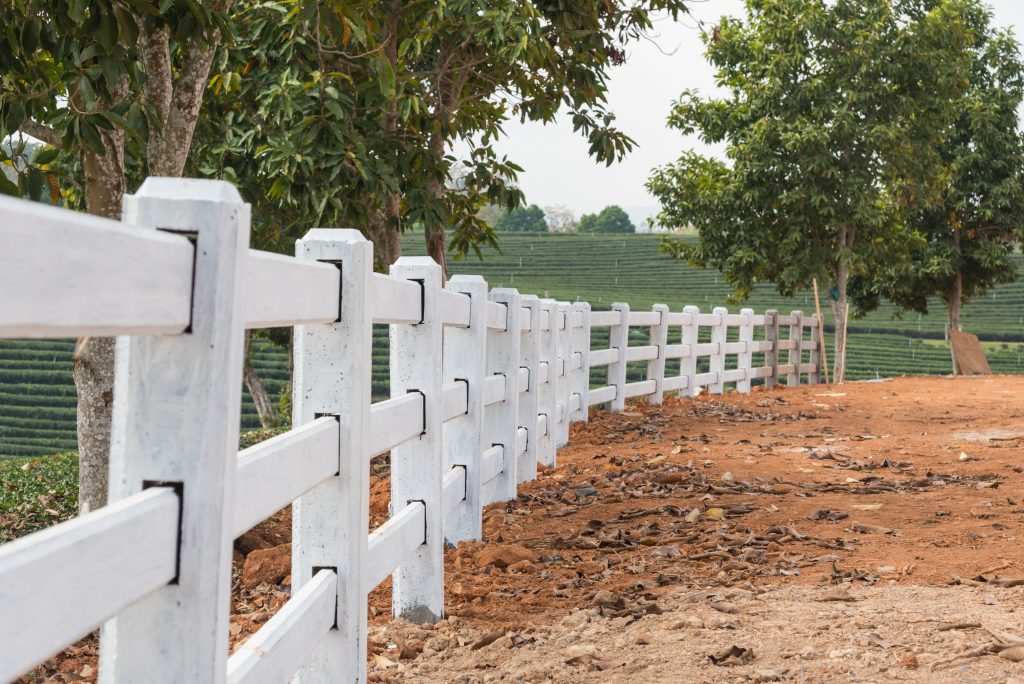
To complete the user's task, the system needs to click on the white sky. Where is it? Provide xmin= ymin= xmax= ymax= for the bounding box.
xmin=495 ymin=0 xmax=1024 ymax=222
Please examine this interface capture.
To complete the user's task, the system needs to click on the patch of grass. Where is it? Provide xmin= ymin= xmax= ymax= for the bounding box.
xmin=0 ymin=428 xmax=291 ymax=543
xmin=0 ymin=451 xmax=77 ymax=542
xmin=238 ymin=425 xmax=290 ymax=449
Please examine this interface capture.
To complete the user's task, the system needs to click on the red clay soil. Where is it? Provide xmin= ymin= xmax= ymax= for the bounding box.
xmin=22 ymin=375 xmax=1024 ymax=683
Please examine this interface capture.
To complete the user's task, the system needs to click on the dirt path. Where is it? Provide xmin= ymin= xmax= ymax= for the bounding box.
xmin=370 ymin=376 xmax=1024 ymax=682
xmin=29 ymin=376 xmax=1024 ymax=683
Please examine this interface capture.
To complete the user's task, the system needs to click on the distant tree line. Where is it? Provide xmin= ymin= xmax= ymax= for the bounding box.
xmin=493 ymin=203 xmax=636 ymax=233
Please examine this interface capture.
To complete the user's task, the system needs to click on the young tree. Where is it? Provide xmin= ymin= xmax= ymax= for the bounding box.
xmin=388 ymin=0 xmax=687 ymax=273
xmin=849 ymin=4 xmax=1024 ymax=365
xmin=579 ymin=205 xmax=635 ymax=233
xmin=1 ymin=2 xmax=231 ymax=510
xmin=495 ymin=204 xmax=548 ymax=232
xmin=647 ymin=0 xmax=974 ymax=380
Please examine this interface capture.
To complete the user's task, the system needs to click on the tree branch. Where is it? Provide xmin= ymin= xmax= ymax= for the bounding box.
xmin=18 ymin=119 xmax=61 ymax=147
xmin=151 ymin=1 xmax=232 ymax=176
xmin=138 ymin=17 xmax=173 ymax=173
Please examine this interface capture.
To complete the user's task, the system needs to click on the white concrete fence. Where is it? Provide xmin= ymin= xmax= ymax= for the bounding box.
xmin=0 ymin=179 xmax=822 ymax=683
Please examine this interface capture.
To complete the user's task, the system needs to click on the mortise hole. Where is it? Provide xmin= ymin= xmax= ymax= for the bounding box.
xmin=408 ymin=499 xmax=427 ymax=545
xmin=157 ymin=229 xmax=197 ymax=333
xmin=410 ymin=279 xmax=425 ymax=324
xmin=143 ymin=480 xmax=184 ymax=584
xmin=407 ymin=389 xmax=427 ymax=435
xmin=454 ymin=379 xmax=469 ymax=414
xmin=314 ymin=413 xmax=342 ymax=475
xmin=312 ymin=566 xmax=340 ymax=628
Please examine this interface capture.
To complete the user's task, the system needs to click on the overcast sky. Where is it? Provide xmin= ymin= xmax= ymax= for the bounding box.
xmin=493 ymin=0 xmax=1024 ymax=224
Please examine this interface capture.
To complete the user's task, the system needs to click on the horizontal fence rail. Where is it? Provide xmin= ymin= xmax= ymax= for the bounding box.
xmin=233 ymin=417 xmax=340 ymax=537
xmin=0 ymin=487 xmax=180 ymax=678
xmin=0 ymin=195 xmax=195 ymax=338
xmin=226 ymin=568 xmax=338 ymax=684
xmin=0 ymin=180 xmax=823 ymax=684
xmin=244 ymin=250 xmax=341 ymax=329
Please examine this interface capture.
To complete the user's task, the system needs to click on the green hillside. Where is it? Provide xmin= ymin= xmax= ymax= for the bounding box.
xmin=412 ymin=231 xmax=1024 ymax=379
xmin=1 ymin=232 xmax=1021 ymax=460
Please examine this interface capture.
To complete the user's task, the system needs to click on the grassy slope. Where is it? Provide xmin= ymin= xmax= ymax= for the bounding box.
xmin=1 ymin=232 xmax=1021 ymax=460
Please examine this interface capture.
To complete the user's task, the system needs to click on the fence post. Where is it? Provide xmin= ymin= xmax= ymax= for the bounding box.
xmin=100 ymin=179 xmax=248 ymax=683
xmin=291 ymin=229 xmax=371 ymax=683
xmin=787 ymin=310 xmax=803 ymax=387
xmin=647 ymin=304 xmax=669 ymax=405
xmin=765 ymin=309 xmax=779 ymax=389
xmin=681 ymin=305 xmax=699 ymax=397
xmin=555 ymin=302 xmax=572 ymax=447
xmin=710 ymin=306 xmax=728 ymax=394
xmin=442 ymin=275 xmax=487 ymax=543
xmin=608 ymin=302 xmax=630 ymax=412
xmin=518 ymin=297 xmax=541 ymax=482
xmin=389 ymin=257 xmax=444 ymax=623
xmin=738 ymin=307 xmax=754 ymax=394
xmin=569 ymin=302 xmax=591 ymax=422
xmin=485 ymin=288 xmax=522 ymax=503
xmin=808 ymin=314 xmax=822 ymax=385
xmin=536 ymin=299 xmax=557 ymax=467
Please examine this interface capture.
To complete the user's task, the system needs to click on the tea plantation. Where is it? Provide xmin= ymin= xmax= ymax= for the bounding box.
xmin=2 ymin=233 xmax=1021 ymax=460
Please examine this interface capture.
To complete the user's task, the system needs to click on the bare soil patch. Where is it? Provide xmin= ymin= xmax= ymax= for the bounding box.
xmin=25 ymin=376 xmax=1024 ymax=683
xmin=372 ymin=375 xmax=1024 ymax=682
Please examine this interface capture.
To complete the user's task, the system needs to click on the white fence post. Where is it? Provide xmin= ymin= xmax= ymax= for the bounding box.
xmin=389 ymin=257 xmax=444 ymax=623
xmin=647 ymin=304 xmax=669 ymax=405
xmin=554 ymin=302 xmax=571 ymax=447
xmin=808 ymin=314 xmax=822 ymax=385
xmin=787 ymin=310 xmax=802 ymax=387
xmin=710 ymin=306 xmax=727 ymax=395
xmin=738 ymin=307 xmax=754 ymax=394
xmin=443 ymin=275 xmax=487 ymax=543
xmin=765 ymin=309 xmax=779 ymax=389
xmin=536 ymin=299 xmax=557 ymax=467
xmin=517 ymin=297 xmax=541 ymax=483
xmin=291 ymin=229 xmax=371 ymax=683
xmin=681 ymin=305 xmax=699 ymax=398
xmin=100 ymin=179 xmax=248 ymax=683
xmin=485 ymin=288 xmax=522 ymax=503
xmin=607 ymin=302 xmax=630 ymax=412
xmin=569 ymin=302 xmax=591 ymax=422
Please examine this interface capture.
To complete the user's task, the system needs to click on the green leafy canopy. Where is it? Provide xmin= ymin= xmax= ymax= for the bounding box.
xmin=649 ymin=0 xmax=982 ymax=303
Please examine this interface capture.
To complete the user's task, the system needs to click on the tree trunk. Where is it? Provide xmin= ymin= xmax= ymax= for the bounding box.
xmin=831 ymin=261 xmax=849 ymax=384
xmin=243 ymin=331 xmax=277 ymax=428
xmin=367 ymin=5 xmax=404 ymax=271
xmin=948 ymin=271 xmax=963 ymax=374
xmin=366 ymin=195 xmax=403 ymax=268
xmin=424 ymin=130 xmax=448 ymax=281
xmin=73 ymin=337 xmax=116 ymax=513
xmin=141 ymin=9 xmax=228 ymax=177
xmin=73 ymin=15 xmax=227 ymax=512
xmin=948 ymin=272 xmax=963 ymax=332
xmin=425 ymin=227 xmax=447 ymax=282
xmin=74 ymin=121 xmax=126 ymax=513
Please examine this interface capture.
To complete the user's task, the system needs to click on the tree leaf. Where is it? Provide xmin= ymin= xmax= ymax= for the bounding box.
xmin=0 ymin=172 xmax=19 ymax=197
xmin=27 ymin=168 xmax=45 ymax=201
xmin=32 ymin=148 xmax=60 ymax=166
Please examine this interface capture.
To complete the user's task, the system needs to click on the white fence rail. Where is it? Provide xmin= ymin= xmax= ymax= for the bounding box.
xmin=0 ymin=179 xmax=823 ymax=683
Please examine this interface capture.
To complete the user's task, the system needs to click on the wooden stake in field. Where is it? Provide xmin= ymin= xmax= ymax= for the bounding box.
xmin=812 ymin=278 xmax=830 ymax=384
xmin=837 ymin=302 xmax=850 ymax=384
